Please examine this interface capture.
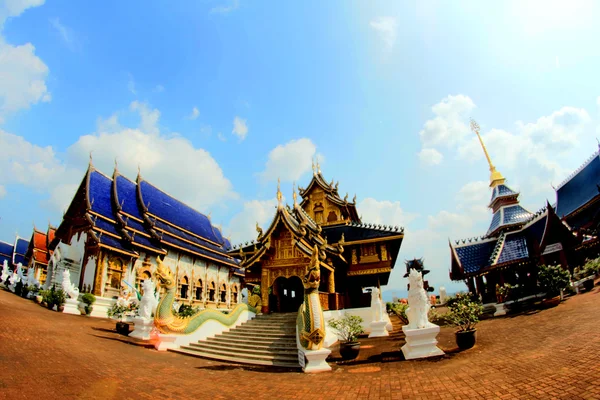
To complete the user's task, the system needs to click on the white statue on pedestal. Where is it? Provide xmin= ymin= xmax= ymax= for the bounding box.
xmin=406 ymin=269 xmax=433 ymax=329
xmin=371 ymin=287 xmax=384 ymax=322
xmin=0 ymin=261 xmax=9 ymax=284
xmin=401 ymin=269 xmax=444 ymax=360
xmin=25 ymin=267 xmax=39 ymax=287
xmin=8 ymin=264 xmax=23 ymax=292
xmin=439 ymin=286 xmax=448 ymax=305
xmin=138 ymin=279 xmax=159 ymax=319
xmin=61 ymin=269 xmax=80 ymax=299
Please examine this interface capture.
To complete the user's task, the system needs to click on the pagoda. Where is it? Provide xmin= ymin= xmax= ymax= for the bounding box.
xmin=231 ymin=161 xmax=405 ymax=313
xmin=449 ymin=120 xmax=578 ymax=303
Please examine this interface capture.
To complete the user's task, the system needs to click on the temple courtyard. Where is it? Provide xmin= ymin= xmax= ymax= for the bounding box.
xmin=1 ymin=288 xmax=599 ymax=400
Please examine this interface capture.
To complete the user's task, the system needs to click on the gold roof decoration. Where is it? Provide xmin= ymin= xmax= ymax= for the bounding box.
xmin=471 ymin=118 xmax=505 ymax=188
xmin=292 ymin=182 xmax=298 ymax=206
xmin=276 ymin=177 xmax=283 ymax=207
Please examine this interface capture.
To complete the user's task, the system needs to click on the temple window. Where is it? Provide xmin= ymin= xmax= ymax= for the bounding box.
xmin=313 ymin=203 xmax=324 ymax=224
xmin=195 ymin=278 xmax=203 ymax=300
xmin=180 ymin=276 xmax=189 ymax=299
xmin=327 ymin=211 xmax=337 ymax=222
xmin=232 ymin=285 xmax=238 ymax=303
xmin=220 ymin=284 xmax=227 ymax=303
xmin=208 ymin=281 xmax=216 ymax=301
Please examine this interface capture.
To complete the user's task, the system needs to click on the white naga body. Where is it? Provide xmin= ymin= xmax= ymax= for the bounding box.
xmin=406 ymin=269 xmax=432 ymax=329
xmin=61 ymin=269 xmax=80 ymax=299
xmin=138 ymin=279 xmax=159 ymax=319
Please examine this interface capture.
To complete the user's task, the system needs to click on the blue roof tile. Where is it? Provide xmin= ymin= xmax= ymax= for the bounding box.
xmin=556 ymin=153 xmax=600 ymax=218
xmin=139 ymin=180 xmax=225 ymax=247
xmin=14 ymin=238 xmax=29 ymax=255
xmin=13 ymin=253 xmax=28 ymax=266
xmin=455 ymin=240 xmax=497 ymax=274
xmin=115 ymin=175 xmax=143 ymax=220
xmin=89 ymin=171 xmax=118 ymax=219
xmin=0 ymin=241 xmax=13 ymax=257
xmin=160 ymin=234 xmax=239 ymax=267
xmin=497 ymin=233 xmax=529 ymax=264
xmin=490 ymin=184 xmax=518 ymax=204
xmin=0 ymin=254 xmax=11 ymax=266
xmin=487 ymin=211 xmax=502 ymax=235
xmin=93 ymin=217 xmax=121 ymax=237
xmin=153 ymin=219 xmax=229 ymax=257
xmin=503 ymin=205 xmax=532 ymax=225
xmin=130 ymin=233 xmax=164 ymax=253
xmin=524 ymin=215 xmax=547 ymax=244
xmin=98 ymin=234 xmax=136 ymax=255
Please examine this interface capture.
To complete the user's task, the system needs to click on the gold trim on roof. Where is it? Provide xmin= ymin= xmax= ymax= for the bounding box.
xmin=146 ymin=212 xmax=223 ymax=248
xmin=154 ymin=225 xmax=235 ymax=260
xmin=160 ymin=239 xmax=239 ymax=268
xmin=88 ymin=211 xmax=117 ymax=224
xmin=342 ymin=235 xmax=404 ymax=245
xmin=98 ymin=243 xmax=138 ymax=257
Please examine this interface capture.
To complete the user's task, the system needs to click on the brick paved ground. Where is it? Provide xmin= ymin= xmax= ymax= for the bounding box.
xmin=1 ymin=286 xmax=599 ymax=400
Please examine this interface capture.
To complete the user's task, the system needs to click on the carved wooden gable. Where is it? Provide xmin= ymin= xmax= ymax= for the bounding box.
xmin=303 ymin=187 xmax=343 ymax=225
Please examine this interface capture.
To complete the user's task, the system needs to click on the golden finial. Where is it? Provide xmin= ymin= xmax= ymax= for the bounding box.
xmin=276 ymin=177 xmax=282 ymax=205
xmin=312 ymin=157 xmax=316 ymax=175
xmin=114 ymin=157 xmax=118 ymax=171
xmin=292 ymin=182 xmax=297 ymax=206
xmin=88 ymin=151 xmax=93 ymax=166
xmin=471 ymin=118 xmax=505 ymax=188
xmin=137 ymin=164 xmax=141 ymax=176
xmin=316 ymin=158 xmax=321 ymax=174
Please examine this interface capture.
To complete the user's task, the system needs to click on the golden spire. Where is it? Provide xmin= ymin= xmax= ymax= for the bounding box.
xmin=276 ymin=177 xmax=282 ymax=206
xmin=316 ymin=158 xmax=321 ymax=174
xmin=292 ymin=181 xmax=297 ymax=206
xmin=311 ymin=157 xmax=316 ymax=175
xmin=471 ymin=118 xmax=505 ymax=188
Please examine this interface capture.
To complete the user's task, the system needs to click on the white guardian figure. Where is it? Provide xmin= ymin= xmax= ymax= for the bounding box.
xmin=0 ymin=261 xmax=9 ymax=284
xmin=138 ymin=279 xmax=159 ymax=319
xmin=406 ymin=269 xmax=433 ymax=329
xmin=61 ymin=269 xmax=80 ymax=299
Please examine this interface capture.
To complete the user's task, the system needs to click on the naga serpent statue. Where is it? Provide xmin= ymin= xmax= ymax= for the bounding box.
xmin=297 ymin=245 xmax=326 ymax=350
xmin=153 ymin=256 xmax=257 ymax=334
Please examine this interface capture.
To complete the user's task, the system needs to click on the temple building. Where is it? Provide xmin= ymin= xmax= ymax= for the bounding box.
xmin=555 ymin=145 xmax=600 ymax=260
xmin=0 ymin=236 xmax=30 ymax=270
xmin=230 ymin=162 xmax=405 ymax=313
xmin=45 ymin=161 xmax=243 ymax=313
xmin=449 ymin=121 xmax=579 ymax=302
xmin=23 ymin=226 xmax=56 ymax=284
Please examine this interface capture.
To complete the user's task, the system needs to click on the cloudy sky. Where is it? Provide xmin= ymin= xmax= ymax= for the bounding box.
xmin=1 ymin=0 xmax=600 ymax=294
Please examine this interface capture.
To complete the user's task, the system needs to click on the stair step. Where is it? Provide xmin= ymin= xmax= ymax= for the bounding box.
xmin=206 ymin=336 xmax=296 ymax=348
xmin=220 ymin=330 xmax=295 ymax=339
xmin=180 ymin=345 xmax=300 ymax=363
xmin=171 ymin=348 xmax=301 ymax=369
xmin=234 ymin=326 xmax=296 ymax=334
xmin=207 ymin=336 xmax=296 ymax=347
xmin=189 ymin=341 xmax=298 ymax=356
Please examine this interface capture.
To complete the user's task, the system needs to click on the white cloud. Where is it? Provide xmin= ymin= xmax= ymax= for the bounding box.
xmin=358 ymin=197 xmax=418 ymax=227
xmin=153 ymin=84 xmax=164 ymax=93
xmin=129 ymin=101 xmax=160 ymax=135
xmin=127 ymin=73 xmax=136 ymax=95
xmin=0 ymin=0 xmax=44 ymax=27
xmin=258 ymin=138 xmax=319 ymax=183
xmin=49 ymin=18 xmax=79 ymax=51
xmin=232 ymin=116 xmax=248 ymax=141
xmin=210 ymin=0 xmax=239 ymax=14
xmin=370 ymin=17 xmax=397 ymax=50
xmin=418 ymin=148 xmax=443 ymax=166
xmin=0 ymin=39 xmax=51 ymax=121
xmin=419 ymin=94 xmax=475 ymax=148
xmin=456 ymin=181 xmax=489 ymax=205
xmin=226 ymin=198 xmax=278 ymax=245
xmin=96 ymin=113 xmax=121 ymax=133
xmin=217 ymin=132 xmax=226 ymax=142
xmin=0 ymin=184 xmax=6 ymax=198
xmin=188 ymin=106 xmax=199 ymax=120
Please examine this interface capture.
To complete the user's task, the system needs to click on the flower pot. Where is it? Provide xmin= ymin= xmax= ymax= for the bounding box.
xmin=116 ymin=321 xmax=131 ymax=335
xmin=84 ymin=305 xmax=93 ymax=315
xmin=339 ymin=342 xmax=360 ymax=360
xmin=455 ymin=329 xmax=477 ymax=350
xmin=583 ymin=279 xmax=594 ymax=292
xmin=57 ymin=305 xmax=65 ymax=312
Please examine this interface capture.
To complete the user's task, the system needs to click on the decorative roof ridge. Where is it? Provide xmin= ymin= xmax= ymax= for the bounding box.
xmin=522 ymin=205 xmax=548 ymax=226
xmin=348 ymin=221 xmax=404 ymax=233
xmin=556 ymin=148 xmax=600 ymax=190
xmin=453 ymin=235 xmax=496 ymax=247
xmin=489 ymin=231 xmax=507 ymax=265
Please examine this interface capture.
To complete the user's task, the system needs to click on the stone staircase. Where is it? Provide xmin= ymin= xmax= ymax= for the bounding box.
xmin=172 ymin=312 xmax=301 ymax=369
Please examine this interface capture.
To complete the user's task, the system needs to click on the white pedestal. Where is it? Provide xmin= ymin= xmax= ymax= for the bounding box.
xmin=368 ymin=320 xmax=390 ymax=338
xmin=299 ymin=348 xmax=332 ymax=373
xmin=130 ymin=317 xmax=155 ymax=340
xmin=88 ymin=297 xmax=116 ymax=318
xmin=63 ymin=298 xmax=82 ymax=315
xmin=494 ymin=303 xmax=507 ymax=317
xmin=153 ymin=334 xmax=179 ymax=351
xmin=401 ymin=325 xmax=445 ymax=360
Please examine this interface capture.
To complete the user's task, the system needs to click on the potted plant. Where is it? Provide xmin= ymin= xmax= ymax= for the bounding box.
xmin=445 ymin=293 xmax=483 ymax=350
xmin=108 ymin=301 xmax=139 ymax=334
xmin=54 ymin=289 xmax=66 ymax=312
xmin=538 ymin=264 xmax=571 ymax=307
xmin=328 ymin=313 xmax=364 ymax=360
xmin=82 ymin=293 xmax=96 ymax=315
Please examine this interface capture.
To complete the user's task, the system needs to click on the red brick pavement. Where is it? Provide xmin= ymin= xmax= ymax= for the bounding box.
xmin=1 ymin=287 xmax=599 ymax=400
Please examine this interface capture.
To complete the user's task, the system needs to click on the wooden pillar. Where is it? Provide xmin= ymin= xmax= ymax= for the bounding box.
xmin=261 ymin=269 xmax=269 ymax=313
xmin=466 ymin=277 xmax=476 ymax=293
xmin=328 ymin=269 xmax=335 ymax=293
xmin=93 ymin=251 xmax=105 ymax=297
xmin=475 ymin=276 xmax=485 ymax=300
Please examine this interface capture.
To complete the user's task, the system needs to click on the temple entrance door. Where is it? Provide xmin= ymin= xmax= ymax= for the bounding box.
xmin=271 ymin=276 xmax=304 ymax=313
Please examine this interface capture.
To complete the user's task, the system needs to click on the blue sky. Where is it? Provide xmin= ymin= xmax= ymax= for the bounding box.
xmin=1 ymin=0 xmax=600 ymax=294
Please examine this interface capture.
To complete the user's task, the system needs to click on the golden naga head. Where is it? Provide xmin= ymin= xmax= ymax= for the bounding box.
xmin=303 ymin=245 xmax=321 ymax=290
xmin=154 ymin=256 xmax=175 ymax=289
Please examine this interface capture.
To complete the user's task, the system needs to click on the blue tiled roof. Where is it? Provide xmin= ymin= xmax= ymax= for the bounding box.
xmin=0 ymin=241 xmax=13 ymax=257
xmin=556 ymin=153 xmax=600 ymax=218
xmin=490 ymin=184 xmax=518 ymax=204
xmin=152 ymin=219 xmax=229 ymax=258
xmin=115 ymin=175 xmax=143 ymax=220
xmin=322 ymin=224 xmax=404 ymax=243
xmin=124 ymin=218 xmax=146 ymax=234
xmin=160 ymin=234 xmax=239 ymax=266
xmin=98 ymin=233 xmax=136 ymax=255
xmin=13 ymin=253 xmax=28 ymax=266
xmin=488 ymin=211 xmax=502 ymax=234
xmin=89 ymin=170 xmax=118 ymax=219
xmin=454 ymin=240 xmax=497 ymax=274
xmin=14 ymin=238 xmax=29 ymax=255
xmin=93 ymin=217 xmax=121 ymax=237
xmin=524 ymin=215 xmax=547 ymax=244
xmin=503 ymin=205 xmax=532 ymax=225
xmin=130 ymin=233 xmax=164 ymax=253
xmin=497 ymin=233 xmax=529 ymax=264
xmin=0 ymin=254 xmax=11 ymax=266
xmin=222 ymin=237 xmax=232 ymax=251
xmin=139 ymin=180 xmax=225 ymax=247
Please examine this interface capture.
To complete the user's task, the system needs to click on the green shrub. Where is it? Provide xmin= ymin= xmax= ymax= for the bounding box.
xmin=445 ymin=292 xmax=483 ymax=332
xmin=82 ymin=293 xmax=96 ymax=306
xmin=328 ymin=313 xmax=364 ymax=343
xmin=388 ymin=302 xmax=409 ymax=325
xmin=538 ymin=264 xmax=571 ymax=298
xmin=175 ymin=304 xmax=199 ymax=317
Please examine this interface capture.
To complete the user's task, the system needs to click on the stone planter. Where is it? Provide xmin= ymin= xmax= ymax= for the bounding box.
xmin=582 ymin=279 xmax=594 ymax=292
xmin=541 ymin=295 xmax=561 ymax=308
xmin=455 ymin=329 xmax=477 ymax=350
xmin=339 ymin=342 xmax=360 ymax=360
xmin=116 ymin=321 xmax=132 ymax=335
xmin=57 ymin=305 xmax=65 ymax=312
